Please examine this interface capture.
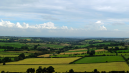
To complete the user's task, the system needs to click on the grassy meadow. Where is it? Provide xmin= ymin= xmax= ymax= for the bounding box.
xmin=0 ymin=62 xmax=128 ymax=72
xmin=6 ymin=57 xmax=81 ymax=64
xmin=73 ymin=56 xmax=125 ymax=64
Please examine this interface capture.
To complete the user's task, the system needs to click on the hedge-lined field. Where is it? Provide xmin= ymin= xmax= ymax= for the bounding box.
xmin=73 ymin=56 xmax=125 ymax=64
xmin=0 ymin=62 xmax=128 ymax=72
xmin=6 ymin=57 xmax=81 ymax=64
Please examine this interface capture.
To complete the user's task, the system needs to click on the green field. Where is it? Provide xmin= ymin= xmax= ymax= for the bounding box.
xmin=0 ymin=42 xmax=27 ymax=48
xmin=0 ymin=49 xmax=4 ymax=51
xmin=117 ymin=50 xmax=129 ymax=53
xmin=65 ymin=50 xmax=88 ymax=53
xmin=38 ymin=44 xmax=64 ymax=48
xmin=73 ymin=56 xmax=125 ymax=64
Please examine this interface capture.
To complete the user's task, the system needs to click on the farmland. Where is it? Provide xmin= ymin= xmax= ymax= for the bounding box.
xmin=6 ymin=57 xmax=81 ymax=64
xmin=1 ymin=37 xmax=129 ymax=72
xmin=73 ymin=56 xmax=125 ymax=64
xmin=0 ymin=62 xmax=129 ymax=72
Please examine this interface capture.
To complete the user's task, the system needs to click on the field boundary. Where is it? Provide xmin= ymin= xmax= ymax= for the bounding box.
xmin=69 ymin=57 xmax=85 ymax=64
xmin=121 ymin=55 xmax=129 ymax=66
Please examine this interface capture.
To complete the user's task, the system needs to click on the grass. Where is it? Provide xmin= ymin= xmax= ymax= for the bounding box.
xmin=0 ymin=42 xmax=27 ymax=48
xmin=117 ymin=50 xmax=129 ymax=53
xmin=65 ymin=50 xmax=87 ymax=53
xmin=38 ymin=44 xmax=64 ymax=48
xmin=74 ymin=56 xmax=125 ymax=64
xmin=0 ymin=49 xmax=4 ymax=51
xmin=0 ymin=54 xmax=29 ymax=57
xmin=0 ymin=62 xmax=128 ymax=72
xmin=6 ymin=57 xmax=81 ymax=64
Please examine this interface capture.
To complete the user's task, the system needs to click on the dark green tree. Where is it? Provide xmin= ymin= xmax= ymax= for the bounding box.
xmin=0 ymin=59 xmax=2 ymax=63
xmin=1 ymin=71 xmax=5 ymax=73
xmin=69 ymin=69 xmax=74 ymax=73
xmin=2 ymin=57 xmax=11 ymax=62
xmin=19 ymin=53 xmax=25 ymax=59
xmin=115 ymin=47 xmax=119 ymax=50
xmin=42 ymin=67 xmax=47 ymax=73
xmin=90 ymin=50 xmax=95 ymax=56
xmin=36 ymin=66 xmax=42 ymax=73
xmin=94 ymin=69 xmax=98 ymax=73
xmin=87 ymin=48 xmax=90 ymax=54
xmin=46 ymin=66 xmax=55 ymax=73
xmin=26 ymin=68 xmax=35 ymax=73
xmin=3 ymin=62 xmax=5 ymax=65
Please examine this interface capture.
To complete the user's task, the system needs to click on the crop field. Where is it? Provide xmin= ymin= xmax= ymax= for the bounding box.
xmin=6 ymin=57 xmax=81 ymax=64
xmin=76 ymin=44 xmax=89 ymax=48
xmin=65 ymin=50 xmax=87 ymax=53
xmin=117 ymin=50 xmax=129 ymax=53
xmin=50 ymin=54 xmax=89 ymax=58
xmin=73 ymin=56 xmax=125 ymax=64
xmin=0 ymin=54 xmax=29 ymax=57
xmin=68 ymin=49 xmax=87 ymax=51
xmin=6 ymin=51 xmax=42 ymax=53
xmin=60 ymin=51 xmax=87 ymax=55
xmin=93 ymin=42 xmax=111 ymax=45
xmin=37 ymin=54 xmax=52 ymax=57
xmin=38 ymin=44 xmax=64 ymax=48
xmin=0 ymin=62 xmax=129 ymax=72
xmin=0 ymin=42 xmax=27 ymax=48
xmin=118 ymin=53 xmax=129 ymax=55
xmin=95 ymin=49 xmax=108 ymax=52
xmin=124 ymin=56 xmax=129 ymax=59
xmin=95 ymin=52 xmax=116 ymax=55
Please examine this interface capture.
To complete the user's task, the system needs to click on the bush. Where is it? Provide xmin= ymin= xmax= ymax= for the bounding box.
xmin=69 ymin=69 xmax=74 ymax=73
xmin=1 ymin=71 xmax=5 ymax=73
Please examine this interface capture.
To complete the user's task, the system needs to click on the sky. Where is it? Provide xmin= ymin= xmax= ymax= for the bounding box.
xmin=0 ymin=0 xmax=129 ymax=37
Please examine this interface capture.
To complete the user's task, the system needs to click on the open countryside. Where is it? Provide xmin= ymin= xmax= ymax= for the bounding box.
xmin=1 ymin=37 xmax=129 ymax=72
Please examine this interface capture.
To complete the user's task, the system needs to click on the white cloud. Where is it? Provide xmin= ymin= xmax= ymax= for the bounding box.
xmin=16 ymin=22 xmax=23 ymax=28
xmin=0 ymin=20 xmax=57 ymax=29
xmin=61 ymin=26 xmax=68 ymax=29
xmin=96 ymin=21 xmax=102 ymax=24
xmin=95 ymin=20 xmax=107 ymax=30
xmin=0 ymin=19 xmax=15 ymax=27
xmin=100 ymin=25 xmax=107 ymax=30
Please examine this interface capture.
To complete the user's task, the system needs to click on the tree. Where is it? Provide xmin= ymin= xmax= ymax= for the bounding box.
xmin=2 ymin=57 xmax=11 ymax=62
xmin=46 ymin=66 xmax=55 ymax=73
xmin=0 ymin=59 xmax=2 ymax=63
xmin=90 ymin=50 xmax=95 ymax=56
xmin=18 ymin=53 xmax=25 ymax=59
xmin=26 ymin=68 xmax=35 ymax=73
xmin=3 ymin=62 xmax=5 ymax=65
xmin=69 ymin=69 xmax=74 ymax=73
xmin=87 ymin=48 xmax=90 ymax=54
xmin=36 ymin=66 xmax=42 ymax=73
xmin=42 ymin=67 xmax=47 ymax=73
xmin=94 ymin=69 xmax=98 ymax=73
xmin=1 ymin=71 xmax=5 ymax=73
xmin=115 ymin=47 xmax=119 ymax=50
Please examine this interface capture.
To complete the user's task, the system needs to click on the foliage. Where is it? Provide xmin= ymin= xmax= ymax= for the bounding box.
xmin=69 ymin=69 xmax=74 ymax=73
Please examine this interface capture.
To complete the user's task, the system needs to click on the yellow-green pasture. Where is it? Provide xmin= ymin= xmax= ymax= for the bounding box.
xmin=6 ymin=57 xmax=81 ymax=64
xmin=0 ymin=54 xmax=29 ymax=57
xmin=0 ymin=62 xmax=128 ymax=72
